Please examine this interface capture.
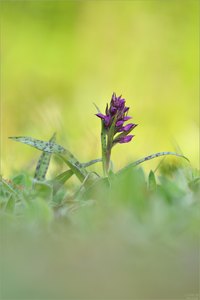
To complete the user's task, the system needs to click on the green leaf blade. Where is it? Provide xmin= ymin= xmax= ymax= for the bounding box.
xmin=117 ymin=152 xmax=189 ymax=175
xmin=9 ymin=136 xmax=65 ymax=153
xmin=34 ymin=133 xmax=56 ymax=181
xmin=50 ymin=169 xmax=73 ymax=195
xmin=81 ymin=158 xmax=102 ymax=168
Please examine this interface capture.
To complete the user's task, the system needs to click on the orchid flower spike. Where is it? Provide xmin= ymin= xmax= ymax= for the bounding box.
xmin=96 ymin=93 xmax=138 ymax=175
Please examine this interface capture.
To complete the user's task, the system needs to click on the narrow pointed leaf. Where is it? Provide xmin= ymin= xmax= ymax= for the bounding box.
xmin=50 ymin=169 xmax=73 ymax=195
xmin=34 ymin=133 xmax=56 ymax=181
xmin=117 ymin=152 xmax=189 ymax=175
xmin=58 ymin=152 xmax=88 ymax=182
xmin=9 ymin=136 xmax=65 ymax=153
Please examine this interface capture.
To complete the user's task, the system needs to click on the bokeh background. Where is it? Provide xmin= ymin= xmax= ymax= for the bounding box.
xmin=1 ymin=0 xmax=199 ymax=177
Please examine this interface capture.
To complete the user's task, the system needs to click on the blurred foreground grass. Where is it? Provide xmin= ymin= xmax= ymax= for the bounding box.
xmin=0 ymin=161 xmax=199 ymax=299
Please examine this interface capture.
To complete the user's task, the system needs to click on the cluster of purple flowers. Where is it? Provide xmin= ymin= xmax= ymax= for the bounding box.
xmin=96 ymin=93 xmax=137 ymax=145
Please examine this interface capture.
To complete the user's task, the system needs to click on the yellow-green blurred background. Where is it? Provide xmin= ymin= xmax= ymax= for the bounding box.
xmin=1 ymin=0 xmax=199 ymax=176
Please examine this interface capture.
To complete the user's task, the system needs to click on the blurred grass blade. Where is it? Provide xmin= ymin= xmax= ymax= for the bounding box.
xmin=34 ymin=133 xmax=56 ymax=181
xmin=12 ymin=173 xmax=27 ymax=186
xmin=33 ymin=182 xmax=53 ymax=201
xmin=5 ymin=195 xmax=15 ymax=213
xmin=148 ymin=170 xmax=157 ymax=191
xmin=50 ymin=169 xmax=73 ymax=195
xmin=188 ymin=177 xmax=200 ymax=192
xmin=9 ymin=136 xmax=88 ymax=182
xmin=0 ymin=178 xmax=18 ymax=196
xmin=117 ymin=152 xmax=189 ymax=175
xmin=73 ymin=172 xmax=101 ymax=199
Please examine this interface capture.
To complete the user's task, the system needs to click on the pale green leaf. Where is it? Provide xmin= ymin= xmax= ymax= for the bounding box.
xmin=117 ymin=152 xmax=189 ymax=175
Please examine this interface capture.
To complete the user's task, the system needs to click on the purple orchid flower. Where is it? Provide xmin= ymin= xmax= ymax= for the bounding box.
xmin=95 ymin=93 xmax=138 ymax=175
xmin=96 ymin=92 xmax=137 ymax=145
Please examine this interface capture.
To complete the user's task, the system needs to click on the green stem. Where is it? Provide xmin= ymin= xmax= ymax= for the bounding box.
xmin=105 ymin=134 xmax=112 ymax=175
xmin=101 ymin=115 xmax=117 ymax=176
xmin=105 ymin=148 xmax=111 ymax=174
xmin=105 ymin=115 xmax=117 ymax=175
xmin=101 ymin=123 xmax=107 ymax=176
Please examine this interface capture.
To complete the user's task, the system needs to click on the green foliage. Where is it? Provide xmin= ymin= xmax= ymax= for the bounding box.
xmin=1 ymin=164 xmax=199 ymax=231
xmin=4 ymin=133 xmax=195 ymax=234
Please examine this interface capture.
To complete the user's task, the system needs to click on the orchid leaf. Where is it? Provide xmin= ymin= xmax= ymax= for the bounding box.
xmin=9 ymin=136 xmax=65 ymax=153
xmin=117 ymin=152 xmax=189 ymax=175
xmin=34 ymin=133 xmax=56 ymax=181
xmin=81 ymin=158 xmax=102 ymax=168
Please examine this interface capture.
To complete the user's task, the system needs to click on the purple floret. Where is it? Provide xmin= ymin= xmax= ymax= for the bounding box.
xmin=118 ymin=123 xmax=137 ymax=132
xmin=118 ymin=135 xmax=134 ymax=143
xmin=96 ymin=113 xmax=111 ymax=127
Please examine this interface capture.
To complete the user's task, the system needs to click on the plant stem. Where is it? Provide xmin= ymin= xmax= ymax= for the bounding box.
xmin=105 ymin=148 xmax=111 ymax=174
xmin=101 ymin=123 xmax=107 ymax=176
